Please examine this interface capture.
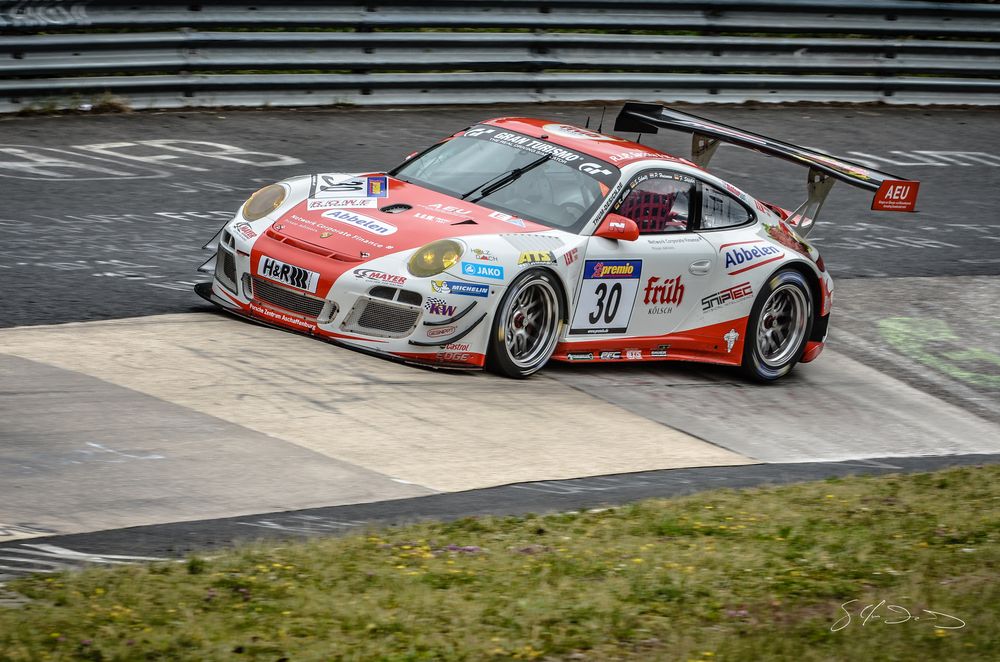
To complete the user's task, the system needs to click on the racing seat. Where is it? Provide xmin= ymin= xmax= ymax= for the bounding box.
xmin=617 ymin=191 xmax=684 ymax=234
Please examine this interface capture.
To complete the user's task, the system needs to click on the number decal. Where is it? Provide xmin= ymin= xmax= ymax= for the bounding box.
xmin=604 ymin=282 xmax=621 ymax=323
xmin=589 ymin=282 xmax=623 ymax=324
xmin=589 ymin=283 xmax=607 ymax=324
xmin=571 ymin=260 xmax=642 ymax=335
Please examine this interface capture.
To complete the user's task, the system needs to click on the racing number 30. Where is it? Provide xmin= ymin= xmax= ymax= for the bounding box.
xmin=570 ymin=260 xmax=642 ymax=335
xmin=588 ymin=282 xmax=622 ymax=325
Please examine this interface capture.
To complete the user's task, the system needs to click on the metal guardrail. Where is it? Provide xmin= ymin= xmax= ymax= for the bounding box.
xmin=2 ymin=0 xmax=999 ymax=112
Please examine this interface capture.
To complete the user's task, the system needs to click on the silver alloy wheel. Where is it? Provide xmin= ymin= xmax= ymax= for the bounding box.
xmin=501 ymin=275 xmax=560 ymax=369
xmin=755 ymin=283 xmax=809 ymax=368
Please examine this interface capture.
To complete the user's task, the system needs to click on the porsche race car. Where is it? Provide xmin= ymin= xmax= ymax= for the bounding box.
xmin=196 ymin=103 xmax=919 ymax=379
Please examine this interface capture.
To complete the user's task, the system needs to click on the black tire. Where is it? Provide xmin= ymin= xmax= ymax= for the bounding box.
xmin=486 ymin=269 xmax=563 ymax=378
xmin=741 ymin=268 xmax=814 ymax=382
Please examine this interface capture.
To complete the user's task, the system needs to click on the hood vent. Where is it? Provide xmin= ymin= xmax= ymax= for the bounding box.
xmin=265 ymin=227 xmax=363 ymax=262
xmin=379 ymin=204 xmax=412 ymax=214
xmin=452 ymin=219 xmax=477 ymax=225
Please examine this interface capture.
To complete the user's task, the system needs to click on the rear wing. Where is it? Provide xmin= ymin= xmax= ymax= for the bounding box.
xmin=614 ymin=102 xmax=919 ymax=236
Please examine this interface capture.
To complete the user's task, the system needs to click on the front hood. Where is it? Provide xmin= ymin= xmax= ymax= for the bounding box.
xmin=268 ymin=175 xmax=549 ymax=260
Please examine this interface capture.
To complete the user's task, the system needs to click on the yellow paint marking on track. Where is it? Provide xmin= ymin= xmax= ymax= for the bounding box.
xmin=0 ymin=314 xmax=752 ymax=492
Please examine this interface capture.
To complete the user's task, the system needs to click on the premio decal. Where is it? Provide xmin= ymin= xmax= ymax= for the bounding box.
xmin=257 ymin=256 xmax=320 ymax=293
xmin=322 ymin=209 xmax=397 ymax=236
xmin=570 ymin=260 xmax=642 ymax=335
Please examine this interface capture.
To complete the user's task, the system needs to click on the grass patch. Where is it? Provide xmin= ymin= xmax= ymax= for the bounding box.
xmin=1 ymin=466 xmax=998 ymax=660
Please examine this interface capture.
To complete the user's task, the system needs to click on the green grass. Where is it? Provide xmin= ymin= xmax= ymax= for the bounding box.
xmin=1 ymin=466 xmax=998 ymax=660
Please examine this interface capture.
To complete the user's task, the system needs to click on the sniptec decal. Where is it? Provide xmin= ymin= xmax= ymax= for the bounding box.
xmin=584 ymin=260 xmax=641 ymax=279
xmin=702 ymin=282 xmax=753 ymax=312
xmin=257 ymin=256 xmax=320 ymax=293
xmin=722 ymin=241 xmax=783 ymax=275
xmin=323 ymin=210 xmax=397 ymax=236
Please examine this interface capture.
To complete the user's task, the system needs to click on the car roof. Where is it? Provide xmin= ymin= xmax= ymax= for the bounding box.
xmin=477 ymin=117 xmax=697 ymax=169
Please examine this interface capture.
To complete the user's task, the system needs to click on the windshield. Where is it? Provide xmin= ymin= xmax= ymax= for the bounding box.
xmin=391 ymin=126 xmax=619 ymax=233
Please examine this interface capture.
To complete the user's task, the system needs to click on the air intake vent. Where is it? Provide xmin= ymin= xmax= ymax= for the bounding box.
xmin=366 ymin=286 xmax=422 ymax=306
xmin=252 ymin=277 xmax=325 ymax=319
xmin=264 ymin=228 xmax=363 ymax=262
xmin=452 ymin=219 xmax=477 ymax=225
xmin=215 ymin=247 xmax=238 ymax=293
xmin=342 ymin=298 xmax=420 ymax=338
xmin=379 ymin=204 xmax=412 ymax=214
xmin=397 ymin=290 xmax=422 ymax=306
xmin=369 ymin=286 xmax=397 ymax=300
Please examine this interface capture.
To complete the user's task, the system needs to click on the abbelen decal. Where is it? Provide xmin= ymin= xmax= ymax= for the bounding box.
xmin=323 ymin=209 xmax=397 ymax=236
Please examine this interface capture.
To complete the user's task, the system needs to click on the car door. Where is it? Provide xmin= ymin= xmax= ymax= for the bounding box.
xmin=569 ymin=168 xmax=717 ymax=339
xmin=691 ymin=179 xmax=764 ymax=308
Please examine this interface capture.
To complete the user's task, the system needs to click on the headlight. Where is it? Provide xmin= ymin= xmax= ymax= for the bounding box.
xmin=241 ymin=184 xmax=286 ymax=221
xmin=407 ymin=239 xmax=464 ymax=278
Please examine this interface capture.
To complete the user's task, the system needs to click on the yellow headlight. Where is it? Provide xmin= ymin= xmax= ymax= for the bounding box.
xmin=242 ymin=184 xmax=286 ymax=221
xmin=408 ymin=240 xmax=464 ymax=278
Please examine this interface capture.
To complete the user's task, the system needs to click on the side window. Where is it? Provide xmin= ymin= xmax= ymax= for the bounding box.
xmin=614 ymin=171 xmax=695 ymax=235
xmin=700 ymin=184 xmax=752 ymax=230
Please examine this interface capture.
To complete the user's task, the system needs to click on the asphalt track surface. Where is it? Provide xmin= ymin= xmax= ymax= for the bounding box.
xmin=2 ymin=105 xmax=1000 ymax=330
xmin=1 ymin=104 xmax=999 ymax=588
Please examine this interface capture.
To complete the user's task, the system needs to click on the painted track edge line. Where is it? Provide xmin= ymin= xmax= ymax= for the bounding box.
xmin=1 ymin=453 xmax=997 ymax=562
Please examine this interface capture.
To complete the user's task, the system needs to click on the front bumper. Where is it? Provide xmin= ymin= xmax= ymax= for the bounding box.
xmin=199 ymin=241 xmax=493 ymax=369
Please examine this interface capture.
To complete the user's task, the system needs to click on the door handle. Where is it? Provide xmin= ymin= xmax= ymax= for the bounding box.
xmin=689 ymin=259 xmax=712 ymax=275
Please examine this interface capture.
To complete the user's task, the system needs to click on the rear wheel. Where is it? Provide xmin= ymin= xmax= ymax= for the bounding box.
xmin=741 ymin=269 xmax=813 ymax=382
xmin=486 ymin=269 xmax=562 ymax=378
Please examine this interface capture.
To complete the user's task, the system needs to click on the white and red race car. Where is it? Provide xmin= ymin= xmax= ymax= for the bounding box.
xmin=196 ymin=103 xmax=919 ymax=379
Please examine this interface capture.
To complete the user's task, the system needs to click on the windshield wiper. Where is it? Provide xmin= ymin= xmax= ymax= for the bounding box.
xmin=459 ymin=154 xmax=552 ymax=201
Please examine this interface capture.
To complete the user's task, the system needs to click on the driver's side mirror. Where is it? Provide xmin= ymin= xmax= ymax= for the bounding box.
xmin=595 ymin=213 xmax=639 ymax=242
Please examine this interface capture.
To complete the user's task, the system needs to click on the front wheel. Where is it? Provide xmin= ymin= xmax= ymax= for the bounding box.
xmin=486 ymin=269 xmax=563 ymax=378
xmin=741 ymin=269 xmax=814 ymax=382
